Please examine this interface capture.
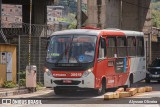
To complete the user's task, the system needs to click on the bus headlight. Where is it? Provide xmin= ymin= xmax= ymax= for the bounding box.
xmin=44 ymin=67 xmax=52 ymax=76
xmin=82 ymin=68 xmax=93 ymax=77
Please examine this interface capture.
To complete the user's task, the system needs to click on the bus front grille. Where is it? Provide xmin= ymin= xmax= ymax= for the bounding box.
xmin=53 ymin=80 xmax=81 ymax=85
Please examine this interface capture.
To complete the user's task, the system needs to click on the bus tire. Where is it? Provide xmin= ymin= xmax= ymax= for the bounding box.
xmin=96 ymin=79 xmax=106 ymax=95
xmin=127 ymin=74 xmax=133 ymax=88
xmin=145 ymin=79 xmax=150 ymax=83
xmin=54 ymin=87 xmax=62 ymax=95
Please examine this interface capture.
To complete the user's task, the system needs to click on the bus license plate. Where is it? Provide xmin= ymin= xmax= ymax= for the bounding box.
xmin=63 ymin=80 xmax=72 ymax=83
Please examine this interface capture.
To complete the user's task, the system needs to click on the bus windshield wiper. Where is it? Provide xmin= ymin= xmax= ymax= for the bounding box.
xmin=55 ymin=36 xmax=74 ymax=63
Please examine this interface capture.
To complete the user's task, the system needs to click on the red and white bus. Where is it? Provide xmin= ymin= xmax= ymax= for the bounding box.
xmin=44 ymin=28 xmax=146 ymax=95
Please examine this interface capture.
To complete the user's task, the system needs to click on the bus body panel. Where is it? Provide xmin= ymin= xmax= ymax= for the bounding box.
xmin=44 ymin=29 xmax=146 ymax=91
xmin=44 ymin=72 xmax=53 ymax=87
xmin=129 ymin=57 xmax=146 ymax=83
xmin=50 ymin=72 xmax=95 ymax=88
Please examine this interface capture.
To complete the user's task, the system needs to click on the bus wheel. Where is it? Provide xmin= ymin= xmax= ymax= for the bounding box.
xmin=54 ymin=87 xmax=62 ymax=95
xmin=127 ymin=75 xmax=133 ymax=88
xmin=96 ymin=80 xmax=106 ymax=95
xmin=145 ymin=79 xmax=150 ymax=83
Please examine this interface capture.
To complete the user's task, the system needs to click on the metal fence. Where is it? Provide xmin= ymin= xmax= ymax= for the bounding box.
xmin=1 ymin=22 xmax=66 ymax=37
xmin=1 ymin=22 xmax=67 ymax=86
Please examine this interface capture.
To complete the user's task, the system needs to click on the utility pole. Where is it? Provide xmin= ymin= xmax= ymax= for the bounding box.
xmin=77 ymin=0 xmax=82 ymax=29
xmin=120 ymin=0 xmax=123 ymax=29
xmin=29 ymin=0 xmax=32 ymax=66
xmin=0 ymin=0 xmax=1 ymax=29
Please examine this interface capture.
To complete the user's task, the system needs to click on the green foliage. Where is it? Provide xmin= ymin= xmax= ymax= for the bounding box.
xmin=17 ymin=71 xmax=26 ymax=87
xmin=37 ymin=82 xmax=44 ymax=87
xmin=151 ymin=1 xmax=160 ymax=28
xmin=18 ymin=71 xmax=26 ymax=79
xmin=19 ymin=79 xmax=26 ymax=86
xmin=36 ymin=82 xmax=44 ymax=90
xmin=152 ymin=0 xmax=160 ymax=3
xmin=58 ymin=13 xmax=77 ymax=29
xmin=68 ymin=22 xmax=77 ymax=29
xmin=2 ymin=81 xmax=16 ymax=88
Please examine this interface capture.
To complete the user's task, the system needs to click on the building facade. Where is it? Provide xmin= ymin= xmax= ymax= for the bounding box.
xmin=1 ymin=4 xmax=22 ymax=28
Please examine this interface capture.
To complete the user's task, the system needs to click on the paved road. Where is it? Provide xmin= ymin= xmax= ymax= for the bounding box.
xmin=0 ymin=80 xmax=160 ymax=107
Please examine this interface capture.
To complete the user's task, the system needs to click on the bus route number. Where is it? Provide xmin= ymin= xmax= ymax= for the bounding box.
xmin=71 ymin=73 xmax=82 ymax=77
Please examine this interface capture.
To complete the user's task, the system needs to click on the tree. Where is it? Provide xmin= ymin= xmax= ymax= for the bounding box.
xmin=151 ymin=1 xmax=160 ymax=27
xmin=58 ymin=13 xmax=77 ymax=29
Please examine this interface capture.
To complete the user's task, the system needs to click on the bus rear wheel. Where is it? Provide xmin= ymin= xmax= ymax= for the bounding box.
xmin=127 ymin=75 xmax=133 ymax=88
xmin=145 ymin=79 xmax=150 ymax=83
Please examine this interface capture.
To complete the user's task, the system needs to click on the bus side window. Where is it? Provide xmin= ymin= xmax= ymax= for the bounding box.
xmin=107 ymin=37 xmax=116 ymax=58
xmin=136 ymin=37 xmax=144 ymax=56
xmin=127 ymin=37 xmax=136 ymax=56
xmin=117 ymin=37 xmax=126 ymax=57
xmin=98 ymin=37 xmax=106 ymax=59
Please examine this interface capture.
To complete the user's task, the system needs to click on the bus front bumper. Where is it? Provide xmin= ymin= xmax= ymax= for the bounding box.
xmin=50 ymin=72 xmax=95 ymax=89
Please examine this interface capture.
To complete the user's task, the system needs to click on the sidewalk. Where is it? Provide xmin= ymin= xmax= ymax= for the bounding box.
xmin=0 ymin=87 xmax=29 ymax=98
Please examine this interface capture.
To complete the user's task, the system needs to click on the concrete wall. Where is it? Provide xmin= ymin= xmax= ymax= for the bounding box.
xmin=33 ymin=0 xmax=47 ymax=24
xmin=122 ymin=0 xmax=151 ymax=31
xmin=87 ymin=0 xmax=98 ymax=27
xmin=106 ymin=0 xmax=121 ymax=28
xmin=87 ymin=0 xmax=151 ymax=32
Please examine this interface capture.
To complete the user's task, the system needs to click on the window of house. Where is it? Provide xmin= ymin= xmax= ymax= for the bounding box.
xmin=98 ymin=38 xmax=106 ymax=59
xmin=10 ymin=9 xmax=12 ymax=12
xmin=117 ymin=37 xmax=126 ymax=57
xmin=127 ymin=37 xmax=136 ymax=56
xmin=136 ymin=37 xmax=144 ymax=56
xmin=107 ymin=37 xmax=116 ymax=58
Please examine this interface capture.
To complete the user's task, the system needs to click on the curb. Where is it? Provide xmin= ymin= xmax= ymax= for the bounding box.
xmin=0 ymin=89 xmax=29 ymax=98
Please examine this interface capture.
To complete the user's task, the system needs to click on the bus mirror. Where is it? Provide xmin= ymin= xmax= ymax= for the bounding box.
xmin=46 ymin=37 xmax=50 ymax=49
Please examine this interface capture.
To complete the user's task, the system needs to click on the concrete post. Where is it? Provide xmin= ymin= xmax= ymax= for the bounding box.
xmin=33 ymin=0 xmax=47 ymax=24
xmin=0 ymin=0 xmax=1 ymax=28
xmin=77 ymin=0 xmax=82 ymax=29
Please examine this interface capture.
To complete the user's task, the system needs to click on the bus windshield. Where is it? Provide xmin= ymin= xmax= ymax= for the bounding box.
xmin=46 ymin=35 xmax=97 ymax=63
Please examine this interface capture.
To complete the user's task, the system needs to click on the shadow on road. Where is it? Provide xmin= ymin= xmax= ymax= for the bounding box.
xmin=23 ymin=80 xmax=160 ymax=104
xmin=29 ymin=87 xmax=118 ymax=99
xmin=27 ymin=80 xmax=159 ymax=99
xmin=132 ymin=80 xmax=160 ymax=91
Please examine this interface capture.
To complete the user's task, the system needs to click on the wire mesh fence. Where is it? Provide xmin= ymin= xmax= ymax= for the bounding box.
xmin=0 ymin=22 xmax=66 ymax=86
xmin=17 ymin=36 xmax=47 ymax=85
xmin=1 ymin=22 xmax=67 ymax=37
